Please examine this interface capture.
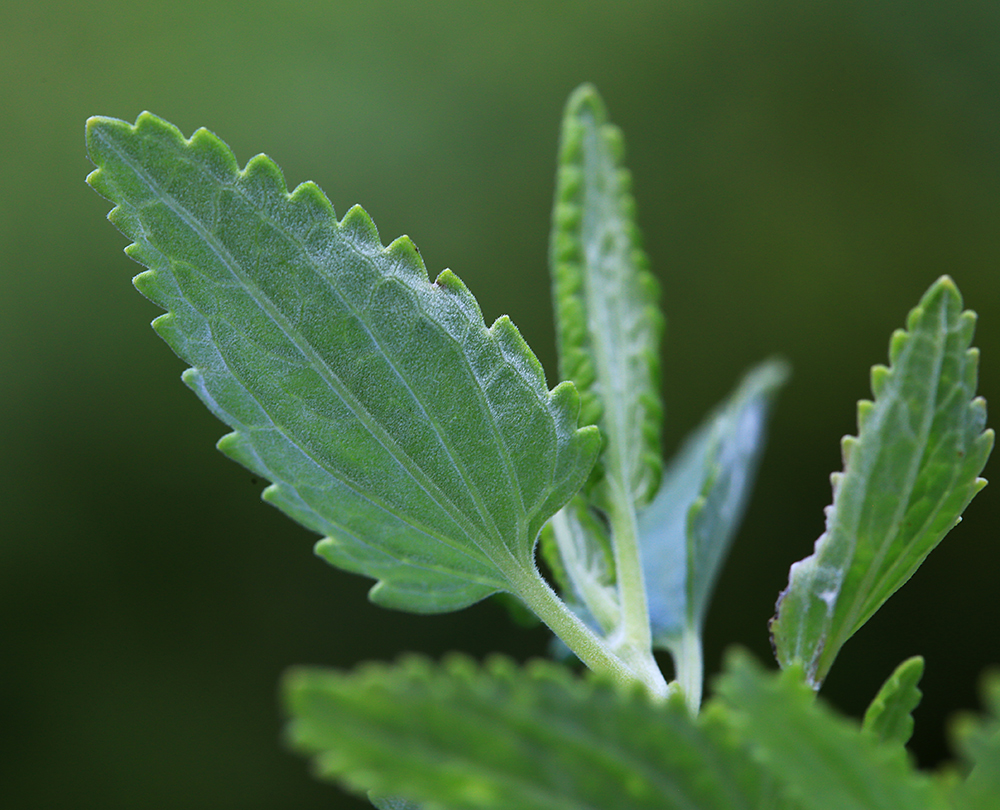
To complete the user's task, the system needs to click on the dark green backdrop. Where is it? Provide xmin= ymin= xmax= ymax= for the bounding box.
xmin=3 ymin=1 xmax=998 ymax=807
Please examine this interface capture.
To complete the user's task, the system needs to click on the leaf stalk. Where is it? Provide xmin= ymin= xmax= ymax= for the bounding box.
xmin=511 ymin=561 xmax=668 ymax=699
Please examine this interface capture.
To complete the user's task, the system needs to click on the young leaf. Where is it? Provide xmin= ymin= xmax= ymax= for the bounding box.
xmin=549 ymin=82 xmax=664 ymax=673
xmin=713 ymin=649 xmax=948 ymax=810
xmin=85 ymin=114 xmax=601 ymax=626
xmin=948 ymin=671 xmax=1000 ymax=810
xmin=862 ymin=656 xmax=924 ymax=749
xmin=285 ymin=655 xmax=767 ymax=810
xmin=770 ymin=276 xmax=993 ymax=688
xmin=638 ymin=359 xmax=788 ymax=707
xmin=550 ymin=83 xmax=664 ymax=509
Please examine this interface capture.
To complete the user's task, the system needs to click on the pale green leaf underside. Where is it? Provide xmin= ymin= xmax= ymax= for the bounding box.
xmin=285 ymin=655 xmax=765 ymax=810
xmin=550 ymin=83 xmax=663 ymax=508
xmin=639 ymin=359 xmax=789 ymax=649
xmin=771 ymin=276 xmax=993 ymax=687
xmin=862 ymin=656 xmax=924 ymax=749
xmin=714 ymin=650 xmax=946 ymax=810
xmin=86 ymin=113 xmax=599 ymax=615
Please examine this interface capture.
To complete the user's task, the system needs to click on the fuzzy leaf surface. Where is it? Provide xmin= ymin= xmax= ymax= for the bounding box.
xmin=639 ymin=360 xmax=789 ymax=649
xmin=714 ymin=650 xmax=947 ymax=810
xmin=86 ymin=113 xmax=599 ymax=615
xmin=285 ymin=655 xmax=771 ymax=810
xmin=862 ymin=656 xmax=924 ymax=749
xmin=550 ymin=83 xmax=663 ymax=509
xmin=771 ymin=276 xmax=993 ymax=687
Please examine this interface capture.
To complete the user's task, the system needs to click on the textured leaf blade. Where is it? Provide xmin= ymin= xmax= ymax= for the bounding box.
xmin=714 ymin=650 xmax=947 ymax=810
xmin=550 ymin=83 xmax=664 ymax=509
xmin=285 ymin=655 xmax=767 ymax=810
xmin=86 ymin=112 xmax=599 ymax=615
xmin=862 ymin=656 xmax=924 ymax=749
xmin=771 ymin=276 xmax=993 ymax=687
xmin=639 ymin=360 xmax=789 ymax=648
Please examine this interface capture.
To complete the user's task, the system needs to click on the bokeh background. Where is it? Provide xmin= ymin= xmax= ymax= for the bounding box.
xmin=3 ymin=1 xmax=999 ymax=807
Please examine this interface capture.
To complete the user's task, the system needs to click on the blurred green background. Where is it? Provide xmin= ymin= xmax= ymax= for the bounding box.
xmin=3 ymin=0 xmax=998 ymax=807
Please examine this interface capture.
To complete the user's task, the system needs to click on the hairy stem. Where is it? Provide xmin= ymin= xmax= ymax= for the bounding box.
xmin=675 ymin=624 xmax=704 ymax=714
xmin=511 ymin=561 xmax=668 ymax=699
xmin=548 ymin=507 xmax=619 ymax=635
xmin=606 ymin=482 xmax=659 ymax=679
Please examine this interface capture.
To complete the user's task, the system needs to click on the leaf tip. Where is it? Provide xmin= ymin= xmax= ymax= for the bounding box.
xmin=908 ymin=275 xmax=963 ymax=334
xmin=565 ymin=82 xmax=606 ymax=121
xmin=85 ymin=115 xmax=133 ymax=191
xmin=930 ymin=273 xmax=959 ymax=297
xmin=84 ymin=115 xmax=117 ymax=164
xmin=85 ymin=112 xmax=132 ymax=146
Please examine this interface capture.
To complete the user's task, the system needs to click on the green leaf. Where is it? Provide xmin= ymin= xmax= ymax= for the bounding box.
xmin=550 ymin=83 xmax=664 ymax=509
xmin=770 ymin=276 xmax=993 ymax=688
xmin=640 ymin=360 xmax=789 ymax=646
xmin=285 ymin=655 xmax=767 ymax=810
xmin=713 ymin=649 xmax=947 ymax=810
xmin=948 ymin=671 xmax=1000 ymax=810
xmin=548 ymin=83 xmax=666 ymax=678
xmin=638 ymin=360 xmax=788 ymax=708
xmin=86 ymin=113 xmax=600 ymax=618
xmin=862 ymin=656 xmax=924 ymax=749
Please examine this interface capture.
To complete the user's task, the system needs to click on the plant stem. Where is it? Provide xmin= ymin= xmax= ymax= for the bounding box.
xmin=604 ymin=481 xmax=665 ymax=694
xmin=575 ymin=102 xmax=660 ymax=684
xmin=676 ymin=624 xmax=704 ymax=714
xmin=511 ymin=561 xmax=668 ymax=699
xmin=548 ymin=507 xmax=619 ymax=635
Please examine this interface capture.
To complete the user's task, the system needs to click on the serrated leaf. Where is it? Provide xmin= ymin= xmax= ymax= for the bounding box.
xmin=948 ymin=671 xmax=1000 ymax=810
xmin=285 ymin=655 xmax=768 ymax=810
xmin=86 ymin=113 xmax=600 ymax=617
xmin=862 ymin=656 xmax=924 ymax=749
xmin=713 ymin=649 xmax=947 ymax=810
xmin=640 ymin=360 xmax=789 ymax=649
xmin=550 ymin=83 xmax=664 ymax=510
xmin=771 ymin=276 xmax=993 ymax=688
